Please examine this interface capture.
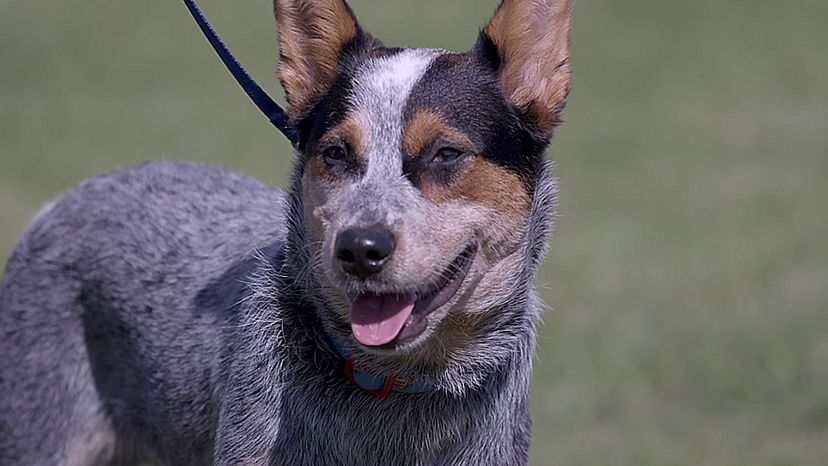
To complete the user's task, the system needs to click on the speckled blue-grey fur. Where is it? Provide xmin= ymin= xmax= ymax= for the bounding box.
xmin=0 ymin=0 xmax=572 ymax=464
xmin=0 ymin=160 xmax=554 ymax=465
xmin=0 ymin=162 xmax=285 ymax=464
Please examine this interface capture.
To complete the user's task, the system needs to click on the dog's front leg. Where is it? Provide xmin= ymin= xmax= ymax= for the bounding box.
xmin=212 ymin=388 xmax=283 ymax=466
xmin=212 ymin=340 xmax=287 ymax=466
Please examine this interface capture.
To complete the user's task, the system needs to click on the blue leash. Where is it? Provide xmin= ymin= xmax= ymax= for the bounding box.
xmin=182 ymin=0 xmax=297 ymax=146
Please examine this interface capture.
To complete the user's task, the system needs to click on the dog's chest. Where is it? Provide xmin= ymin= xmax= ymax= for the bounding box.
xmin=271 ymin=383 xmax=466 ymax=465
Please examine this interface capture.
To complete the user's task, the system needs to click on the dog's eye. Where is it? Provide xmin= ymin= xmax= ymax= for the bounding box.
xmin=322 ymin=145 xmax=348 ymax=163
xmin=430 ymin=147 xmax=465 ymax=165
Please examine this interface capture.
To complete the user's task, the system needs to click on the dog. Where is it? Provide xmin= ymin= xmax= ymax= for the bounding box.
xmin=0 ymin=0 xmax=572 ymax=464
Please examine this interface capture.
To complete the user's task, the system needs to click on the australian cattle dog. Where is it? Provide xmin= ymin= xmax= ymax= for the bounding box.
xmin=0 ymin=0 xmax=573 ymax=464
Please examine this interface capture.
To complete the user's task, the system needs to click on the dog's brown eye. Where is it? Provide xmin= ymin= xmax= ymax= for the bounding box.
xmin=430 ymin=147 xmax=464 ymax=165
xmin=322 ymin=145 xmax=348 ymax=163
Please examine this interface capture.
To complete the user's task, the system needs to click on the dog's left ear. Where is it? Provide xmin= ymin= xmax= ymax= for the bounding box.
xmin=477 ymin=0 xmax=573 ymax=135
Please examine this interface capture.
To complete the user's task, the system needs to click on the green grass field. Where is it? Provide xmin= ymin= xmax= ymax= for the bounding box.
xmin=2 ymin=0 xmax=827 ymax=464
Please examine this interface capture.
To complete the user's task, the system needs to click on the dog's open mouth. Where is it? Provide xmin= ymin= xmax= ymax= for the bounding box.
xmin=349 ymin=243 xmax=477 ymax=347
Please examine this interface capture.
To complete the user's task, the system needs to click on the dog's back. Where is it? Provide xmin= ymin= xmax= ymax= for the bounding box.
xmin=0 ymin=161 xmax=284 ymax=464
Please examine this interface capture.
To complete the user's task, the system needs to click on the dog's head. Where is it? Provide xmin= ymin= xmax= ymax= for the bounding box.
xmin=276 ymin=0 xmax=571 ymax=373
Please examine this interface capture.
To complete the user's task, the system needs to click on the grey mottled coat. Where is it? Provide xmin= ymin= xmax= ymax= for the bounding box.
xmin=0 ymin=161 xmax=554 ymax=465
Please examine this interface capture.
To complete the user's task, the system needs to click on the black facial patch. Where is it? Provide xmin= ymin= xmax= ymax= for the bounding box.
xmin=402 ymin=50 xmax=548 ymax=192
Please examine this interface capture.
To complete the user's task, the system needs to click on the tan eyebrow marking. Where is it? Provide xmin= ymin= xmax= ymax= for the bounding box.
xmin=306 ymin=112 xmax=369 ymax=183
xmin=316 ymin=111 xmax=368 ymax=157
xmin=403 ymin=109 xmax=475 ymax=157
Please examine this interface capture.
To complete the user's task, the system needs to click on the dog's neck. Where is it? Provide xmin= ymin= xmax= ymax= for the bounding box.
xmin=327 ymin=333 xmax=437 ymax=397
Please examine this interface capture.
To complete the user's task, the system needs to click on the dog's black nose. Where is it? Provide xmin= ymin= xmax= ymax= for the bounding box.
xmin=335 ymin=226 xmax=395 ymax=279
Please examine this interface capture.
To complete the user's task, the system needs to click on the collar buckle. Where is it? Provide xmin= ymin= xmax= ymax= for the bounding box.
xmin=343 ymin=358 xmax=395 ymax=398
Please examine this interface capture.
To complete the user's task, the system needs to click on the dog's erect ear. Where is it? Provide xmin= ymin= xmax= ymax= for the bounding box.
xmin=478 ymin=0 xmax=573 ymax=134
xmin=274 ymin=0 xmax=373 ymax=120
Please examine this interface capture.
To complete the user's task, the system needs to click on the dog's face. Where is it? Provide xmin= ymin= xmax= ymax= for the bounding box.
xmin=275 ymin=0 xmax=571 ymax=357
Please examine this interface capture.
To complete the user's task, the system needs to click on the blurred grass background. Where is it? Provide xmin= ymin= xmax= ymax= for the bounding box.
xmin=1 ymin=0 xmax=827 ymax=464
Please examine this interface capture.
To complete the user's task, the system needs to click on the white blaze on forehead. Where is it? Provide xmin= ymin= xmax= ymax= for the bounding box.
xmin=349 ymin=48 xmax=442 ymax=179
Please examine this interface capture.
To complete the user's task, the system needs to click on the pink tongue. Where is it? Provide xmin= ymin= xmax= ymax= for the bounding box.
xmin=350 ymin=293 xmax=415 ymax=346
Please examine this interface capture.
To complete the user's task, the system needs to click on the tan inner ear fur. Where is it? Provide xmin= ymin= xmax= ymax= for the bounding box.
xmin=484 ymin=0 xmax=573 ymax=132
xmin=274 ymin=0 xmax=359 ymax=119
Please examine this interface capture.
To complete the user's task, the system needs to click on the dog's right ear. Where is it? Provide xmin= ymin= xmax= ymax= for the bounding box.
xmin=274 ymin=0 xmax=375 ymax=120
